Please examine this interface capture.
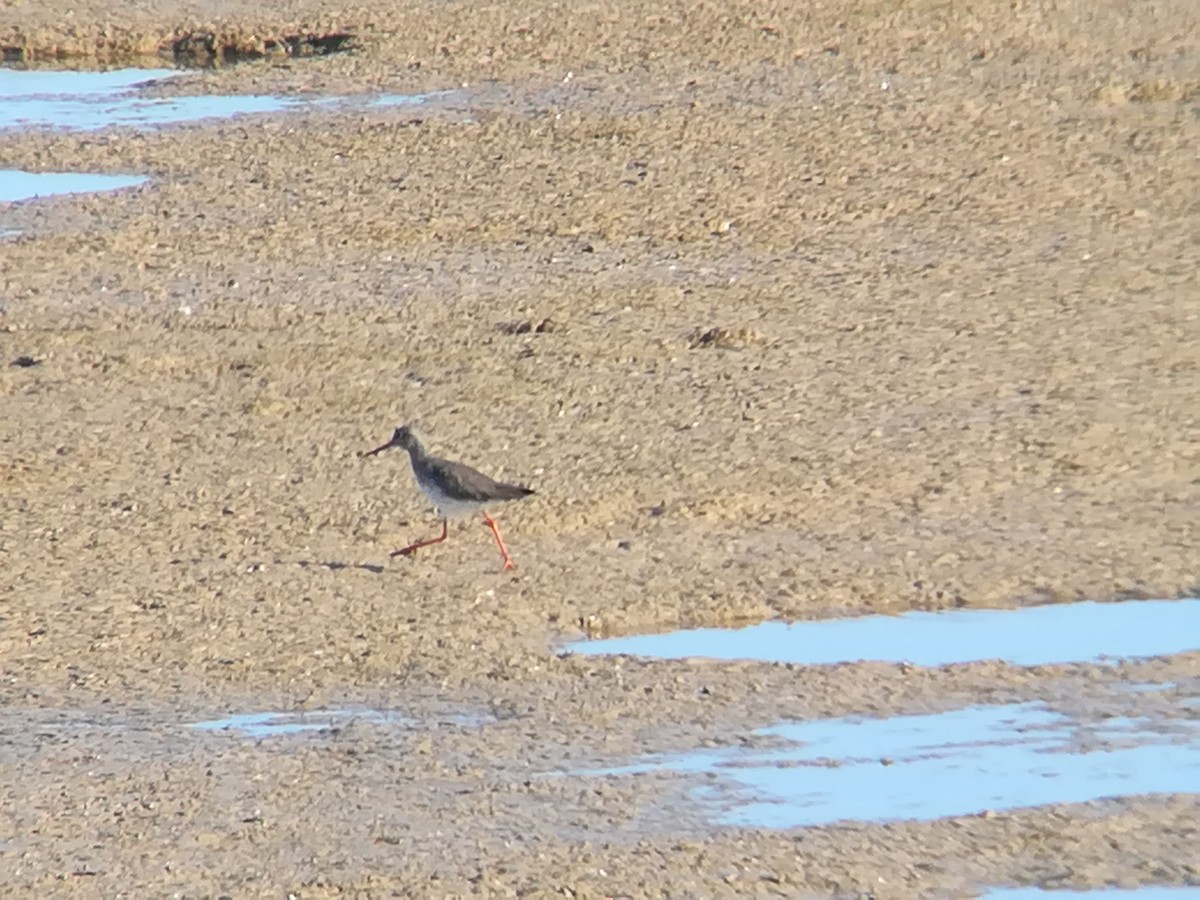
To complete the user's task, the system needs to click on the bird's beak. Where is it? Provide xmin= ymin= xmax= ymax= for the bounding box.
xmin=361 ymin=440 xmax=395 ymax=458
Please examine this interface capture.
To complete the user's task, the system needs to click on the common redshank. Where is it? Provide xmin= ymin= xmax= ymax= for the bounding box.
xmin=362 ymin=425 xmax=534 ymax=571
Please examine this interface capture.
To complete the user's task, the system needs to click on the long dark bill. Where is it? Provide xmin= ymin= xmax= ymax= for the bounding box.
xmin=362 ymin=440 xmax=396 ymax=457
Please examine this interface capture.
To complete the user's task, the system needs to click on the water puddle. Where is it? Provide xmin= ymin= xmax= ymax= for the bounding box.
xmin=188 ymin=708 xmax=410 ymax=738
xmin=1 ymin=66 xmax=440 ymax=131
xmin=1 ymin=68 xmax=445 ymax=232
xmin=1123 ymin=682 xmax=1178 ymax=694
xmin=1 ymin=169 xmax=148 ymax=203
xmin=567 ymin=599 xmax=1200 ymax=668
xmin=188 ymin=707 xmax=488 ymax=739
xmin=577 ymin=698 xmax=1200 ymax=828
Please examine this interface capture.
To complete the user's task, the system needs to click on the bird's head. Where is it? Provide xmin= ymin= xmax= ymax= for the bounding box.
xmin=363 ymin=424 xmax=421 ymax=457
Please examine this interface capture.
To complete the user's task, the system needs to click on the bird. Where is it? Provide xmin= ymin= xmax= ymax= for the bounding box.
xmin=362 ymin=425 xmax=534 ymax=571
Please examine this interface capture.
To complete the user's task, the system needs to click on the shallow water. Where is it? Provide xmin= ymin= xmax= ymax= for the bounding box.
xmin=0 ymin=67 xmax=437 ymax=131
xmin=567 ymin=599 xmax=1200 ymax=668
xmin=1 ymin=68 xmax=441 ymax=233
xmin=188 ymin=707 xmax=489 ymax=738
xmin=188 ymin=708 xmax=409 ymax=737
xmin=578 ymin=697 xmax=1200 ymax=828
xmin=0 ymin=169 xmax=147 ymax=203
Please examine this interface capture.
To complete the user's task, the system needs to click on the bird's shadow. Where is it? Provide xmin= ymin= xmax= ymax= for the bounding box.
xmin=296 ymin=559 xmax=386 ymax=575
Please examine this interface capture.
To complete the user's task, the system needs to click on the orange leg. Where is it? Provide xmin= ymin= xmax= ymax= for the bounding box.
xmin=481 ymin=511 xmax=516 ymax=571
xmin=391 ymin=519 xmax=448 ymax=558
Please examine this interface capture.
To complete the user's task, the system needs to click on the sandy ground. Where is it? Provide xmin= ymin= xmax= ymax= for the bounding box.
xmin=1 ymin=0 xmax=1198 ymax=894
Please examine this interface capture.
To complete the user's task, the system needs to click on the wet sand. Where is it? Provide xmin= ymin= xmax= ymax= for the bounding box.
xmin=2 ymin=0 xmax=1198 ymax=894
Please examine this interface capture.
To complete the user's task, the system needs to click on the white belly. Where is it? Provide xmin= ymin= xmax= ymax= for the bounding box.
xmin=415 ymin=470 xmax=485 ymax=519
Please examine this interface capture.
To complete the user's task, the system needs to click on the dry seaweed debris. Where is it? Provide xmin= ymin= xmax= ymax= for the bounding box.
xmin=162 ymin=30 xmax=357 ymax=65
xmin=496 ymin=318 xmax=561 ymax=336
xmin=686 ymin=325 xmax=765 ymax=350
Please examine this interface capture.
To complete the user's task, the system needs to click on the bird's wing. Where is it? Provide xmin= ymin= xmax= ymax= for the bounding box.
xmin=430 ymin=456 xmax=534 ymax=503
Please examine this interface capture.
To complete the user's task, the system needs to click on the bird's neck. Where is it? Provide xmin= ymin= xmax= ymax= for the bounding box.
xmin=404 ymin=441 xmax=428 ymax=467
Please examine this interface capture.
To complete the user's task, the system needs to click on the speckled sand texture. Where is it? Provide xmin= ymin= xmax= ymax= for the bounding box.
xmin=1 ymin=0 xmax=1198 ymax=895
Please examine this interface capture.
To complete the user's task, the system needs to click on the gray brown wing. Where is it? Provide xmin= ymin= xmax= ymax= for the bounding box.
xmin=427 ymin=456 xmax=535 ymax=503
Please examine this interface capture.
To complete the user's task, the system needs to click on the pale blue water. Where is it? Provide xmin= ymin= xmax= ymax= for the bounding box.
xmin=0 ymin=169 xmax=147 ymax=203
xmin=1 ymin=68 xmax=441 ymax=229
xmin=0 ymin=67 xmax=437 ymax=131
xmin=0 ymin=67 xmax=179 ymax=96
xmin=189 ymin=709 xmax=407 ymax=738
xmin=188 ymin=708 xmax=488 ymax=738
xmin=567 ymin=599 xmax=1200 ymax=668
xmin=578 ymin=699 xmax=1200 ymax=828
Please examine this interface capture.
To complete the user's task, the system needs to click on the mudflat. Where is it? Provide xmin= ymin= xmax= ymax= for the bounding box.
xmin=1 ymin=0 xmax=1197 ymax=895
